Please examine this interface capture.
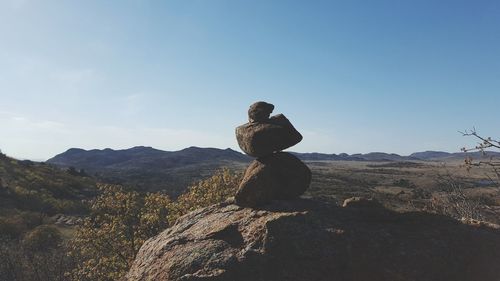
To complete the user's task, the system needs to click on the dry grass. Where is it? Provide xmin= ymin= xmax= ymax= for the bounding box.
xmin=304 ymin=160 xmax=500 ymax=224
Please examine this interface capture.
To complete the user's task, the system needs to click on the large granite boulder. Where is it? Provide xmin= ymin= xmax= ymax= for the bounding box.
xmin=235 ymin=152 xmax=311 ymax=207
xmin=236 ymin=114 xmax=303 ymax=158
xmin=125 ymin=199 xmax=500 ymax=281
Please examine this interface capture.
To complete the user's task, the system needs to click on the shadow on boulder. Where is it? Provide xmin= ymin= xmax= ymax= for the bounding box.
xmin=126 ymin=198 xmax=500 ymax=281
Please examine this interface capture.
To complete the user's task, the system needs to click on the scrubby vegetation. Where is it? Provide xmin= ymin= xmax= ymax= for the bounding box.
xmin=67 ymin=184 xmax=172 ymax=281
xmin=0 ymin=155 xmax=98 ymax=217
xmin=169 ymin=168 xmax=241 ymax=219
xmin=0 ymin=166 xmax=241 ymax=281
xmin=67 ymin=168 xmax=240 ymax=281
xmin=0 ymin=154 xmax=98 ymax=281
xmin=0 ymin=225 xmax=71 ymax=281
xmin=461 ymin=128 xmax=500 ymax=187
xmin=2 ymin=148 xmax=498 ymax=280
xmin=305 ymin=160 xmax=500 ymax=224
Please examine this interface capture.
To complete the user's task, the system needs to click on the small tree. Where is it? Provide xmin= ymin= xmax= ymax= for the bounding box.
xmin=169 ymin=168 xmax=241 ymax=221
xmin=68 ymin=184 xmax=172 ymax=281
xmin=430 ymin=174 xmax=484 ymax=221
xmin=460 ymin=127 xmax=500 ymax=187
xmin=67 ymin=168 xmax=241 ymax=280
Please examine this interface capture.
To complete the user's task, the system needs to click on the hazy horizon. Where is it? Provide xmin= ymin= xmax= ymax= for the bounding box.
xmin=2 ymin=144 xmax=477 ymax=162
xmin=1 ymin=0 xmax=499 ymax=160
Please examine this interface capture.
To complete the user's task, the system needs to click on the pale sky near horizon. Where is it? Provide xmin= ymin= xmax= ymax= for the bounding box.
xmin=1 ymin=0 xmax=499 ymax=160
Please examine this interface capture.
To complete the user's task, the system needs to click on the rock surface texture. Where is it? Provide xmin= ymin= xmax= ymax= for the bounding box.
xmin=235 ymin=102 xmax=310 ymax=206
xmin=236 ymin=114 xmax=303 ymax=158
xmin=126 ymin=199 xmax=500 ymax=281
xmin=247 ymin=101 xmax=275 ymax=123
xmin=236 ymin=152 xmax=311 ymax=207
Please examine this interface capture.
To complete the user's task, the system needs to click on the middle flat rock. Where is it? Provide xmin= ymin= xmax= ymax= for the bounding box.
xmin=235 ymin=114 xmax=303 ymax=158
xmin=235 ymin=152 xmax=312 ymax=207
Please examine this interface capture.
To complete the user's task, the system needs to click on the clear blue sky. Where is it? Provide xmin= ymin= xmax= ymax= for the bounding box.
xmin=1 ymin=0 xmax=499 ymax=160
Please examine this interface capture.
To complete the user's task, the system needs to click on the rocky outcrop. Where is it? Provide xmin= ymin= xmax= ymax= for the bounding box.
xmin=235 ymin=102 xmax=310 ymax=206
xmin=126 ymin=199 xmax=500 ymax=281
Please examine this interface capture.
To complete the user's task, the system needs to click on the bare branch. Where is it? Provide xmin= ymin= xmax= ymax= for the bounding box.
xmin=461 ymin=128 xmax=500 ymax=151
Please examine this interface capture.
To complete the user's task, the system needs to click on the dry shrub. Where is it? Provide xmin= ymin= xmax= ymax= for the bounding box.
xmin=428 ymin=174 xmax=484 ymax=221
xmin=67 ymin=168 xmax=241 ymax=280
xmin=169 ymin=168 xmax=242 ymax=223
xmin=67 ymin=184 xmax=172 ymax=281
xmin=0 ymin=226 xmax=70 ymax=281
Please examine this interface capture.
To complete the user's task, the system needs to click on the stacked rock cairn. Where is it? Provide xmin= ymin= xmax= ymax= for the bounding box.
xmin=234 ymin=101 xmax=312 ymax=207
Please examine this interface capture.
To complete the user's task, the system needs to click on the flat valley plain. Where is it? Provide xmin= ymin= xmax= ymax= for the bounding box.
xmin=303 ymin=160 xmax=500 ymax=224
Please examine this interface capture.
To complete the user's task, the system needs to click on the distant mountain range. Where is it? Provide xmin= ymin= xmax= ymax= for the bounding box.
xmin=46 ymin=146 xmax=500 ymax=196
xmin=291 ymin=152 xmax=417 ymax=162
xmin=47 ymin=146 xmax=500 ymax=168
xmin=48 ymin=146 xmax=250 ymax=171
xmin=293 ymin=150 xmax=500 ymax=162
xmin=47 ymin=146 xmax=250 ymax=196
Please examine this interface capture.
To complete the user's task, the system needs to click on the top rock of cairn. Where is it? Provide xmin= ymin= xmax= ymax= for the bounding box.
xmin=248 ymin=101 xmax=275 ymax=122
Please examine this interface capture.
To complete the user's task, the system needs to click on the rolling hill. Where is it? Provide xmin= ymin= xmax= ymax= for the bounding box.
xmin=48 ymin=146 xmax=250 ymax=171
xmin=46 ymin=146 xmax=500 ymax=196
xmin=47 ymin=146 xmax=251 ymax=196
xmin=409 ymin=150 xmax=500 ymax=161
xmin=0 ymin=152 xmax=98 ymax=218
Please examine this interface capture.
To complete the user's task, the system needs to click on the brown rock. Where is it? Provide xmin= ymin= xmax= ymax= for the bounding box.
xmin=248 ymin=101 xmax=274 ymax=122
xmin=235 ymin=152 xmax=311 ymax=207
xmin=126 ymin=199 xmax=500 ymax=281
xmin=236 ymin=114 xmax=303 ymax=158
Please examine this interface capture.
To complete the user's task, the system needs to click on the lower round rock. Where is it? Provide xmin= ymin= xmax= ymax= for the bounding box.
xmin=235 ymin=152 xmax=312 ymax=207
